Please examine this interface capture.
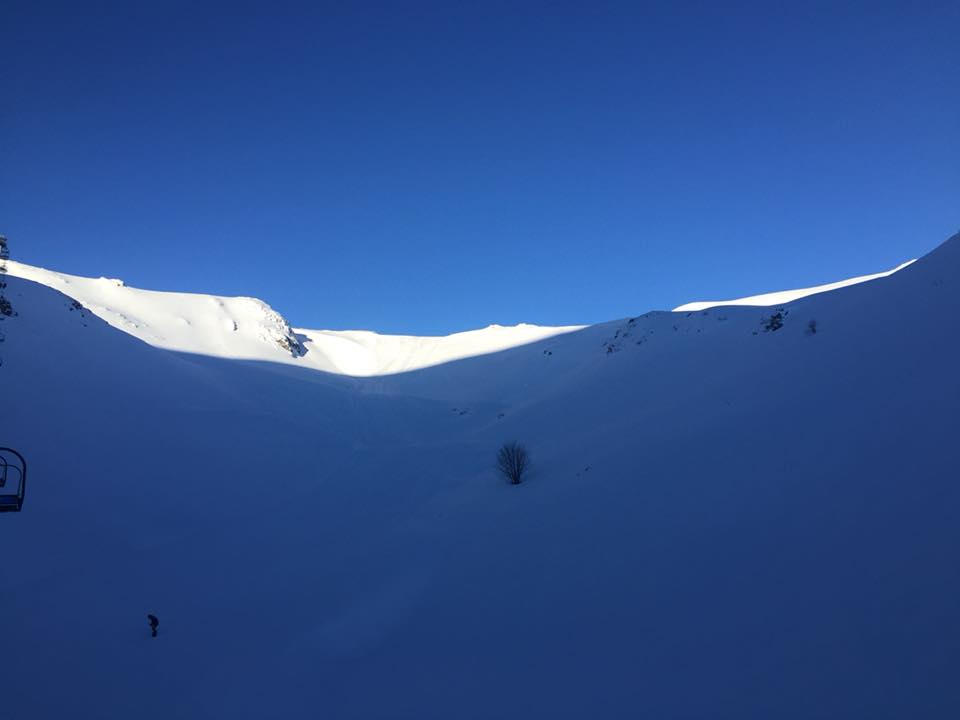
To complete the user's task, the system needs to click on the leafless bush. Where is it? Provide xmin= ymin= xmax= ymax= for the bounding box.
xmin=497 ymin=441 xmax=529 ymax=485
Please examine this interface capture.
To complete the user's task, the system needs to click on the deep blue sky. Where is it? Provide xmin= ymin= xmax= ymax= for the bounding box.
xmin=2 ymin=2 xmax=957 ymax=334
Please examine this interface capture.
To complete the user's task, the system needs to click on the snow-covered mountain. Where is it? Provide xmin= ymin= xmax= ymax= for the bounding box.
xmin=1 ymin=235 xmax=958 ymax=719
xmin=5 ymin=259 xmax=584 ymax=376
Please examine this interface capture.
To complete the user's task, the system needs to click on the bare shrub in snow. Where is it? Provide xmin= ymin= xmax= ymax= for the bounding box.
xmin=497 ymin=441 xmax=529 ymax=485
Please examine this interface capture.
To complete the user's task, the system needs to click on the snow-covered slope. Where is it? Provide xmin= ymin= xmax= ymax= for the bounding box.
xmin=5 ymin=260 xmax=583 ymax=376
xmin=9 ymin=254 xmax=915 ymax=377
xmin=5 ymin=260 xmax=308 ymax=360
xmin=673 ymin=258 xmax=914 ymax=311
xmin=297 ymin=323 xmax=584 ymax=377
xmin=2 ymin=235 xmax=958 ymax=719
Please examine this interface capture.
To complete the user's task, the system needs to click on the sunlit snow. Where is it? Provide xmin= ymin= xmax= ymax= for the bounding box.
xmin=673 ymin=259 xmax=915 ymax=311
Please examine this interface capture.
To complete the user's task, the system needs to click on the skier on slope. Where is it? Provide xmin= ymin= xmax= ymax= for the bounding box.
xmin=147 ymin=614 xmax=159 ymax=638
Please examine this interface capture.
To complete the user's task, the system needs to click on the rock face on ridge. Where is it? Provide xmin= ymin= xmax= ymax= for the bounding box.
xmin=240 ymin=296 xmax=305 ymax=357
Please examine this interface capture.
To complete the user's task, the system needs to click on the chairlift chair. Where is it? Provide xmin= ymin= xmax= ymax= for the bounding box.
xmin=0 ymin=448 xmax=26 ymax=512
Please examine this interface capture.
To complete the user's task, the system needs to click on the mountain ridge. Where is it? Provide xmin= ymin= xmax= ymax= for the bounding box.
xmin=5 ymin=248 xmax=920 ymax=376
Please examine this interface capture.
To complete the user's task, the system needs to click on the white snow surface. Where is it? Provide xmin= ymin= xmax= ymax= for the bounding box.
xmin=5 ymin=259 xmax=583 ymax=375
xmin=673 ymin=259 xmax=915 ymax=311
xmin=2 ymin=236 xmax=959 ymax=719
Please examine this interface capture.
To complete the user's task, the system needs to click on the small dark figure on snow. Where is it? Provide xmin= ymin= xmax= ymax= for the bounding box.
xmin=147 ymin=614 xmax=159 ymax=638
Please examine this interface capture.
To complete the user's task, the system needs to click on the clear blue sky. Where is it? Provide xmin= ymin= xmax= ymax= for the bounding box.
xmin=2 ymin=1 xmax=957 ymax=334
